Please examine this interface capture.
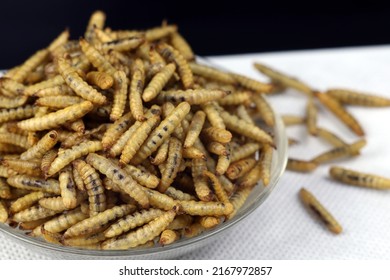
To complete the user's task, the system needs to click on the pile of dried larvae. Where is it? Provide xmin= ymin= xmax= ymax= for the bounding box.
xmin=0 ymin=11 xmax=279 ymax=250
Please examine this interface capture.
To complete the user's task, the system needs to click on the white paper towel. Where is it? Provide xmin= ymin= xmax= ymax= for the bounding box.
xmin=2 ymin=45 xmax=390 ymax=259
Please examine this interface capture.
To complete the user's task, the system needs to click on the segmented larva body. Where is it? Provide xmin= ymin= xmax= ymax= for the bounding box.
xmin=329 ymin=166 xmax=390 ymax=189
xmin=104 ymin=208 xmax=165 ymax=238
xmin=64 ymin=204 xmax=136 ymax=238
xmin=184 ymin=110 xmax=206 ymax=148
xmin=101 ymin=208 xmax=177 ymax=250
xmin=9 ymin=191 xmax=47 ymax=213
xmin=43 ymin=207 xmax=89 ymax=233
xmin=287 ymin=158 xmax=318 ymax=173
xmin=156 ymin=42 xmax=193 ymax=89
xmin=130 ymin=102 xmax=190 ymax=165
xmin=13 ymin=205 xmax=60 ymax=222
xmin=315 ymin=91 xmax=364 ymax=136
xmin=156 ymin=89 xmax=229 ymax=105
xmin=158 ymin=137 xmax=183 ymax=193
xmin=20 ymin=130 xmax=58 ymax=160
xmin=7 ymin=175 xmax=60 ymax=194
xmin=189 ymin=62 xmax=236 ymax=85
xmin=73 ymin=160 xmax=106 ymax=216
xmin=299 ymin=188 xmax=342 ymax=234
xmin=326 ymin=88 xmax=390 ymax=107
xmin=129 ymin=58 xmax=146 ymax=121
xmin=17 ymin=101 xmax=94 ymax=131
xmin=47 ymin=140 xmax=102 ymax=177
xmin=110 ymin=70 xmax=128 ymax=121
xmin=86 ymin=153 xmax=149 ymax=209
xmin=254 ymin=62 xmax=313 ymax=96
xmin=142 ymin=63 xmax=176 ymax=102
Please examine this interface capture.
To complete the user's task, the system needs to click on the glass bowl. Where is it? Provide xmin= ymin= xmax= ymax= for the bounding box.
xmin=0 ymin=70 xmax=288 ymax=259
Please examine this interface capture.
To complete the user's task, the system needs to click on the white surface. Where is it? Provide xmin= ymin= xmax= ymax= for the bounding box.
xmin=2 ymin=45 xmax=390 ymax=259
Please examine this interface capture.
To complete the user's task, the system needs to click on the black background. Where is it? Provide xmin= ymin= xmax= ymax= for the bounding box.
xmin=0 ymin=0 xmax=389 ymax=68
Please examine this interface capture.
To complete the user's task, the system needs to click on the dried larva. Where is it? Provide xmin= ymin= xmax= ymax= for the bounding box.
xmin=17 ymin=101 xmax=94 ymax=131
xmin=57 ymin=58 xmax=107 ymax=105
xmin=47 ymin=140 xmax=102 ymax=177
xmin=101 ymin=207 xmax=178 ymax=250
xmin=122 ymin=165 xmax=160 ymax=189
xmin=189 ymin=62 xmax=236 ymax=85
xmin=84 ymin=10 xmax=106 ymax=44
xmin=7 ymin=175 xmax=60 ymax=194
xmin=142 ymin=63 xmax=176 ymax=102
xmin=110 ymin=70 xmax=128 ymax=121
xmin=329 ymin=166 xmax=390 ymax=190
xmin=129 ymin=58 xmax=146 ymax=121
xmin=326 ymin=88 xmax=390 ymax=107
xmin=0 ymin=178 xmax=12 ymax=199
xmin=191 ymin=158 xmax=214 ymax=202
xmin=315 ymin=91 xmax=364 ymax=136
xmin=315 ymin=127 xmax=348 ymax=148
xmin=43 ymin=207 xmax=88 ymax=233
xmin=227 ymin=186 xmax=252 ymax=220
xmin=287 ymin=158 xmax=318 ymax=173
xmin=0 ymin=200 xmax=9 ymax=223
xmin=120 ymin=115 xmax=160 ymax=165
xmin=9 ymin=192 xmax=49 ymax=213
xmin=254 ymin=62 xmax=313 ymax=96
xmin=2 ymin=159 xmax=42 ymax=177
xmin=0 ymin=105 xmax=38 ymax=124
xmin=72 ymin=160 xmax=107 ymax=216
xmin=10 ymin=49 xmax=49 ymax=83
xmin=64 ymin=204 xmax=136 ymax=238
xmin=231 ymin=142 xmax=261 ymax=162
xmin=220 ymin=110 xmax=274 ymax=146
xmin=158 ymin=137 xmax=183 ymax=193
xmin=299 ymin=188 xmax=342 ymax=234
xmin=20 ymin=130 xmax=58 ymax=160
xmin=311 ymin=139 xmax=366 ymax=164
xmin=86 ymin=153 xmax=149 ymax=209
xmin=12 ymin=205 xmax=60 ymax=222
xmin=156 ymin=89 xmax=228 ymax=105
xmin=103 ymin=208 xmax=165 ymax=238
xmin=159 ymin=229 xmax=180 ymax=245
xmin=79 ymin=38 xmax=116 ymax=75
xmin=156 ymin=42 xmax=194 ymax=89
xmin=202 ymin=127 xmax=232 ymax=144
xmin=203 ymin=170 xmax=230 ymax=204
xmin=130 ymin=102 xmax=190 ymax=165
xmin=253 ymin=94 xmax=275 ymax=127
xmin=226 ymin=157 xmax=257 ymax=180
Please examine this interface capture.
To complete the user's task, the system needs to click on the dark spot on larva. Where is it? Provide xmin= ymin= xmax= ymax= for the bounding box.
xmin=170 ymin=96 xmax=176 ymax=102
xmin=151 ymin=109 xmax=160 ymax=115
xmin=118 ymin=174 xmax=124 ymax=180
xmin=91 ymin=179 xmax=97 ymax=187
xmin=152 ymin=141 xmax=157 ymax=145
xmin=346 ymin=174 xmax=360 ymax=182
xmin=309 ymin=205 xmax=330 ymax=226
xmin=180 ymin=96 xmax=185 ymax=102
xmin=66 ymin=182 xmax=74 ymax=190
xmin=113 ymin=169 xmax=118 ymax=174
xmin=137 ymin=80 xmax=143 ymax=91
xmin=157 ymin=133 xmax=163 ymax=139
xmin=163 ymin=126 xmax=168 ymax=131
